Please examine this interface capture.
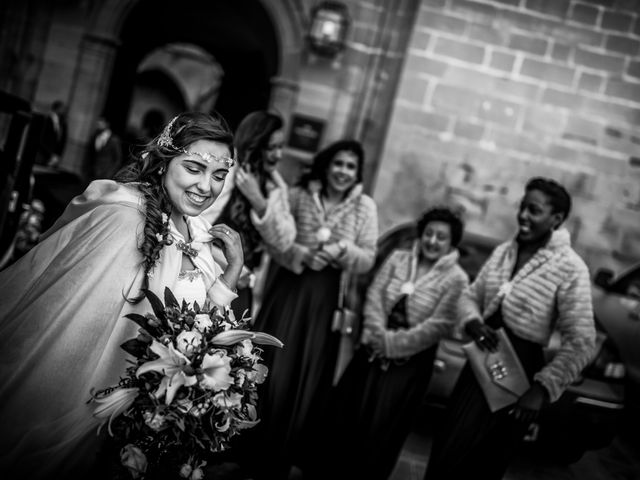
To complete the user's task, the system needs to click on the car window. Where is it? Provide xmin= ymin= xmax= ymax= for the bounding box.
xmin=627 ymin=280 xmax=640 ymax=300
xmin=610 ymin=265 xmax=640 ymax=298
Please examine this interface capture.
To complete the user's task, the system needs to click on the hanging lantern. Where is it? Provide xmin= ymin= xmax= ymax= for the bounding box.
xmin=307 ymin=1 xmax=350 ymax=57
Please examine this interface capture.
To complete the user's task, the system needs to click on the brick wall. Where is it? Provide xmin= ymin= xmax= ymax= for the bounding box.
xmin=375 ymin=0 xmax=640 ymax=272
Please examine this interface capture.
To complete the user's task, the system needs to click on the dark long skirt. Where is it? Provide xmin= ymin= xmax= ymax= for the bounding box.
xmin=246 ymin=264 xmax=342 ymax=479
xmin=230 ymin=286 xmax=252 ymax=321
xmin=305 ymin=344 xmax=438 ymax=480
xmin=424 ymin=314 xmax=545 ymax=480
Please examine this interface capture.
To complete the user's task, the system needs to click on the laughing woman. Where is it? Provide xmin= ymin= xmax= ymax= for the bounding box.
xmin=0 ymin=112 xmax=242 ymax=479
xmin=307 ymin=207 xmax=469 ymax=480
xmin=202 ymin=111 xmax=295 ymax=320
xmin=250 ymin=139 xmax=378 ymax=479
xmin=424 ymin=177 xmax=597 ymax=480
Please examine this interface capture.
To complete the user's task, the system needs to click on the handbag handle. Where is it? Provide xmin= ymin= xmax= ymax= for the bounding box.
xmin=337 ymin=270 xmax=349 ymax=310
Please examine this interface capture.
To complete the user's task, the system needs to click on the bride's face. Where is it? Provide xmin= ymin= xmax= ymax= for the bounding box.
xmin=163 ymin=139 xmax=232 ymax=218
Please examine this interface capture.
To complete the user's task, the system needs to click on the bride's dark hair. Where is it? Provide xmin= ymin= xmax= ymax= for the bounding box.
xmin=114 ymin=111 xmax=234 ymax=298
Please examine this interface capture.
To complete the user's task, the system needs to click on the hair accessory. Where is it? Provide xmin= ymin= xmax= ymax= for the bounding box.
xmin=156 ymin=115 xmax=235 ymax=168
xmin=157 ymin=115 xmax=179 ymax=148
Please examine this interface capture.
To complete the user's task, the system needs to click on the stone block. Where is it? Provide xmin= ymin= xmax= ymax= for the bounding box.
xmin=577 ymin=72 xmax=604 ymax=93
xmin=509 ymin=33 xmax=549 ymax=56
xmin=432 ymin=84 xmax=482 ymax=115
xmin=601 ymin=11 xmax=634 ymax=33
xmin=492 ymin=0 xmax=520 ymax=5
xmin=520 ymin=58 xmax=575 ymax=87
xmin=604 ymin=34 xmax=640 ymax=56
xmin=419 ymin=9 xmax=468 ymax=36
xmin=551 ymin=42 xmax=572 ymax=62
xmin=562 ymin=115 xmax=602 ymax=146
xmin=628 ymin=60 xmax=640 ymax=80
xmin=493 ymin=77 xmax=541 ymax=102
xmin=394 ymin=107 xmax=451 ymax=133
xmin=449 ymin=0 xmax=498 ymax=24
xmin=433 ymin=36 xmax=486 ymax=64
xmin=405 ymin=52 xmax=448 ymax=78
xmin=524 ymin=0 xmax=570 ymax=19
xmin=476 ymin=97 xmax=522 ymax=128
xmin=397 ymin=73 xmax=430 ymax=105
xmin=442 ymin=64 xmax=496 ymax=90
xmin=524 ymin=106 xmax=568 ymax=135
xmin=412 ymin=30 xmax=431 ymax=51
xmin=583 ymin=96 xmax=640 ymax=125
xmin=501 ymin=9 xmax=555 ymax=33
xmin=454 ymin=119 xmax=485 ymax=141
xmin=541 ymin=87 xmax=583 ymax=110
xmin=601 ymin=124 xmax=640 ymax=157
xmin=569 ymin=3 xmax=600 ymax=25
xmin=489 ymin=50 xmax=516 ymax=73
xmin=466 ymin=24 xmax=508 ymax=46
xmin=574 ymin=47 xmax=626 ymax=73
xmin=605 ymin=79 xmax=640 ymax=104
xmin=552 ymin=23 xmax=604 ymax=48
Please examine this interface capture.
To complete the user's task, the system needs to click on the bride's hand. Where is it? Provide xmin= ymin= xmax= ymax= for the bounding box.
xmin=209 ymin=224 xmax=243 ymax=288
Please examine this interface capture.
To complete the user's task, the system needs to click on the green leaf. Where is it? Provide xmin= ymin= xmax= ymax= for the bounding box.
xmin=124 ymin=313 xmax=162 ymax=337
xmin=164 ymin=287 xmax=179 ymax=309
xmin=142 ymin=288 xmax=168 ymax=327
xmin=120 ymin=338 xmax=149 ymax=358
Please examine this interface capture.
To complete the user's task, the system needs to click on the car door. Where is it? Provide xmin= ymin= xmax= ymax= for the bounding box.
xmin=592 ymin=265 xmax=640 ymax=385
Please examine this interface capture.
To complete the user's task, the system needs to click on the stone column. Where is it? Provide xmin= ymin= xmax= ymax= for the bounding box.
xmin=62 ymin=32 xmax=120 ymax=177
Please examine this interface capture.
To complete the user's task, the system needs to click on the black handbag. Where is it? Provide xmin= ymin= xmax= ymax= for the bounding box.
xmin=331 ymin=273 xmax=361 ymax=341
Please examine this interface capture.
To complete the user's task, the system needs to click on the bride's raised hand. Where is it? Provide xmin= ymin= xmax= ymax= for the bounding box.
xmin=209 ymin=224 xmax=244 ymax=288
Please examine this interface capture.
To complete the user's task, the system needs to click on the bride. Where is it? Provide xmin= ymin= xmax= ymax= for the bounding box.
xmin=0 ymin=112 xmax=243 ymax=479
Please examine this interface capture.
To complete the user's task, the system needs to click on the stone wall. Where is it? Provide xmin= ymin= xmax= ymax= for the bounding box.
xmin=375 ymin=0 xmax=640 ymax=272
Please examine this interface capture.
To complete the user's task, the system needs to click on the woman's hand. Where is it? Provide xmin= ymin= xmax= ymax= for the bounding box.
xmin=235 ymin=167 xmax=267 ymax=217
xmin=304 ymin=249 xmax=331 ymax=271
xmin=209 ymin=224 xmax=243 ymax=289
xmin=509 ymin=382 xmax=549 ymax=423
xmin=316 ymin=242 xmax=343 ymax=263
xmin=464 ymin=319 xmax=499 ymax=352
xmin=362 ymin=325 xmax=385 ymax=357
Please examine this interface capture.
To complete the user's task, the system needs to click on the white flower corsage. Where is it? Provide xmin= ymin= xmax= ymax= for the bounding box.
xmin=400 ymin=282 xmax=415 ymax=295
xmin=498 ymin=281 xmax=513 ymax=298
xmin=316 ymin=226 xmax=332 ymax=244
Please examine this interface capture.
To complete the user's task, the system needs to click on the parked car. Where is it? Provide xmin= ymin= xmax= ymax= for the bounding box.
xmin=358 ymin=222 xmax=637 ymax=463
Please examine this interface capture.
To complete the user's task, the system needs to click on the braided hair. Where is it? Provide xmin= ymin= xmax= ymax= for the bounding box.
xmin=114 ymin=111 xmax=234 ymax=300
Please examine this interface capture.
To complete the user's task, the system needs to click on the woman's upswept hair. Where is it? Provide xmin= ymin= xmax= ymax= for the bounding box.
xmin=416 ymin=207 xmax=464 ymax=247
xmin=525 ymin=176 xmax=572 ymax=221
xmin=217 ymin=110 xmax=284 ymax=269
xmin=235 ymin=110 xmax=283 ymax=174
xmin=114 ymin=111 xmax=234 ymax=299
xmin=298 ymin=139 xmax=365 ymax=191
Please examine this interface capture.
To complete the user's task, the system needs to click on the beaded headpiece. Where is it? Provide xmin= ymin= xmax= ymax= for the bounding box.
xmin=157 ymin=115 xmax=235 ymax=168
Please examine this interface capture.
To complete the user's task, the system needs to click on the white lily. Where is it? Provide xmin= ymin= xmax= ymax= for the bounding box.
xmin=211 ymin=329 xmax=284 ymax=348
xmin=136 ymin=340 xmax=197 ymax=404
xmin=199 ymin=351 xmax=233 ymax=391
xmin=92 ymin=387 xmax=139 ymax=436
xmin=246 ymin=363 xmax=269 ymax=384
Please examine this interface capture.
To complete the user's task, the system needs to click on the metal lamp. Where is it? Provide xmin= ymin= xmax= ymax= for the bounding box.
xmin=307 ymin=1 xmax=350 ymax=57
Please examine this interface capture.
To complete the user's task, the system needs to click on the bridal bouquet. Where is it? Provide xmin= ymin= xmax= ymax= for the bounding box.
xmin=90 ymin=288 xmax=283 ymax=479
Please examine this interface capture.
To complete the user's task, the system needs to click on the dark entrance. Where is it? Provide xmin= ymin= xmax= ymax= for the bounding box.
xmin=104 ymin=0 xmax=280 ymax=134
